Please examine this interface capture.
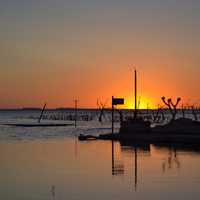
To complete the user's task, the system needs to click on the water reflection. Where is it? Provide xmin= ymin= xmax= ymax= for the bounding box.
xmin=74 ymin=137 xmax=78 ymax=159
xmin=50 ymin=185 xmax=55 ymax=200
xmin=161 ymin=148 xmax=180 ymax=173
xmin=111 ymin=140 xmax=124 ymax=176
xmin=111 ymin=139 xmax=200 ymax=192
xmin=111 ymin=140 xmax=151 ymax=191
xmin=2 ymin=139 xmax=200 ymax=200
xmin=154 ymin=143 xmax=200 ymax=153
xmin=154 ymin=143 xmax=200 ymax=174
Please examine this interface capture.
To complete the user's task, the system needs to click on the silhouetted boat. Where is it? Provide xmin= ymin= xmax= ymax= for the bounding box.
xmin=120 ymin=117 xmax=151 ymax=134
xmin=119 ymin=69 xmax=151 ymax=135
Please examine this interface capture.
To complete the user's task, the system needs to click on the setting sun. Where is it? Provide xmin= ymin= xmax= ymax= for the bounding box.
xmin=117 ymin=96 xmax=156 ymax=110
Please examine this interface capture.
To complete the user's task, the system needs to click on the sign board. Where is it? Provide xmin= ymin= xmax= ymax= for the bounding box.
xmin=112 ymin=98 xmax=124 ymax=105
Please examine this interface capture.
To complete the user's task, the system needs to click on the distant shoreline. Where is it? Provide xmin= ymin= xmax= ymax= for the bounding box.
xmin=0 ymin=108 xmax=198 ymax=112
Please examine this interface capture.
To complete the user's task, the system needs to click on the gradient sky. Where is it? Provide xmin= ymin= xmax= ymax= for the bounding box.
xmin=0 ymin=0 xmax=200 ymax=108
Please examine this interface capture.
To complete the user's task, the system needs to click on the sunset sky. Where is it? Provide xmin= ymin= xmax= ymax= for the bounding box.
xmin=0 ymin=0 xmax=200 ymax=108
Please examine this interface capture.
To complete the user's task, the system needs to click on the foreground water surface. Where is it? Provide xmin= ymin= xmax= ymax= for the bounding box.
xmin=0 ymin=110 xmax=200 ymax=200
xmin=1 ymin=138 xmax=200 ymax=200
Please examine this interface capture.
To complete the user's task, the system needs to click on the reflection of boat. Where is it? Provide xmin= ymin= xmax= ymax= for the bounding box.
xmin=154 ymin=141 xmax=200 ymax=153
xmin=120 ymin=140 xmax=150 ymax=152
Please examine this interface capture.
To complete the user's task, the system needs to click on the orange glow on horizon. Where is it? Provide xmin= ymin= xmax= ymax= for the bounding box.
xmin=117 ymin=96 xmax=157 ymax=110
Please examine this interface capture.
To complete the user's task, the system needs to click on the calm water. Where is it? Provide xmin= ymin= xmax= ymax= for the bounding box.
xmin=1 ymin=139 xmax=200 ymax=200
xmin=0 ymin=110 xmax=200 ymax=200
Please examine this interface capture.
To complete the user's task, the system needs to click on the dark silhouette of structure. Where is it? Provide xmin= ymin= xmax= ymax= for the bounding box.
xmin=119 ymin=70 xmax=151 ymax=134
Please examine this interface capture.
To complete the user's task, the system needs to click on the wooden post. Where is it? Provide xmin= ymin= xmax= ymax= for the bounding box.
xmin=38 ymin=103 xmax=46 ymax=123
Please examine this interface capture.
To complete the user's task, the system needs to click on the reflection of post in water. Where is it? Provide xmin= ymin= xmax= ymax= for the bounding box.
xmin=74 ymin=137 xmax=78 ymax=159
xmin=112 ymin=140 xmax=114 ymax=175
xmin=134 ymin=147 xmax=138 ymax=191
xmin=111 ymin=140 xmax=124 ymax=176
xmin=120 ymin=142 xmax=150 ymax=192
xmin=51 ymin=185 xmax=55 ymax=200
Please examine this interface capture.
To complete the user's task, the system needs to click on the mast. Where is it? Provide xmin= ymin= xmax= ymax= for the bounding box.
xmin=134 ymin=69 xmax=137 ymax=119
